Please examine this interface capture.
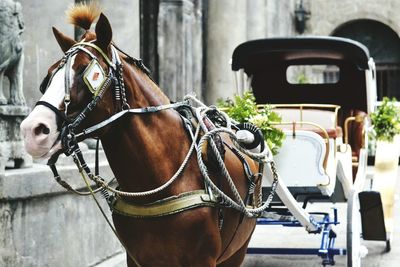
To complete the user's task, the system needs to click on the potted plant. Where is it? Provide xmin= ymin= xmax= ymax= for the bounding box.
xmin=370 ymin=97 xmax=400 ymax=235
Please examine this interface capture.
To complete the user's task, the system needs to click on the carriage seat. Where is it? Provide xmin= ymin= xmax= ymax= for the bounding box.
xmin=261 ymin=105 xmax=341 ymax=199
xmin=338 ymin=109 xmax=367 ymax=180
xmin=262 ymin=129 xmax=337 ymax=198
xmin=271 ymin=106 xmax=342 ymax=139
xmin=277 ymin=124 xmax=342 ymax=139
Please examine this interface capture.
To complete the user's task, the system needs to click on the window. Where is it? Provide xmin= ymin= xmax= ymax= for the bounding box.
xmin=287 ymin=65 xmax=340 ymax=84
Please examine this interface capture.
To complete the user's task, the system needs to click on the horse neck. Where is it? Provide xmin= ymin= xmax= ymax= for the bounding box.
xmin=100 ymin=64 xmax=200 ymax=199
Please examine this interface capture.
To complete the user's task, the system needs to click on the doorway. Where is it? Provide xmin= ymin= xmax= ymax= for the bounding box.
xmin=333 ymin=19 xmax=400 ymax=100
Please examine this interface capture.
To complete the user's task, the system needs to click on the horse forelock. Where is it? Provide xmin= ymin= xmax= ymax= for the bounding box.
xmin=66 ymin=2 xmax=101 ymax=30
xmin=80 ymin=31 xmax=97 ymax=42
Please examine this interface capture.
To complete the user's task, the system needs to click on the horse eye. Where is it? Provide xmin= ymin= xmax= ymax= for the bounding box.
xmin=39 ymin=75 xmax=50 ymax=94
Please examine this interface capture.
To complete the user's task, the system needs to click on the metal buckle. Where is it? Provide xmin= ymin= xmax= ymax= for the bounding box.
xmin=61 ymin=125 xmax=77 ymax=156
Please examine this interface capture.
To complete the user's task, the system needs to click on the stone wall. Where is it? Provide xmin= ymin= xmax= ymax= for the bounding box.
xmin=157 ymin=0 xmax=204 ymax=101
xmin=154 ymin=0 xmax=297 ymax=104
xmin=205 ymin=0 xmax=296 ymax=104
xmin=204 ymin=0 xmax=400 ymax=104
xmin=145 ymin=0 xmax=297 ymax=103
xmin=19 ymin=0 xmax=140 ymax=109
xmin=305 ymin=0 xmax=400 ymax=37
xmin=0 ymin=151 xmax=124 ymax=267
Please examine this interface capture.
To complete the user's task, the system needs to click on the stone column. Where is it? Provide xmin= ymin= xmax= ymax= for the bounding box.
xmin=101 ymin=0 xmax=140 ymax=57
xmin=157 ymin=0 xmax=203 ymax=101
xmin=205 ymin=0 xmax=247 ymax=104
xmin=265 ymin=0 xmax=296 ymax=37
xmin=246 ymin=0 xmax=268 ymax=40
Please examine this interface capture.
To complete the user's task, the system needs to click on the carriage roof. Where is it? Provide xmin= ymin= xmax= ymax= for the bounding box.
xmin=231 ymin=37 xmax=374 ymax=113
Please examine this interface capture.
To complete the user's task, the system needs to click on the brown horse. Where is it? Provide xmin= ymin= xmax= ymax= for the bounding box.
xmin=20 ymin=5 xmax=260 ymax=267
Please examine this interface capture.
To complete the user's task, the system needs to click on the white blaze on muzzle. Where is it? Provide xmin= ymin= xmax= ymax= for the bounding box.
xmin=20 ymin=55 xmax=76 ymax=159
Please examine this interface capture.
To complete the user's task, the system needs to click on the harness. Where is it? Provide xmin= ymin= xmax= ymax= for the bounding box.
xmin=38 ymin=39 xmax=280 ymax=215
xmin=38 ymin=41 xmax=220 ymax=215
xmin=38 ymin=40 xmax=281 ymax=265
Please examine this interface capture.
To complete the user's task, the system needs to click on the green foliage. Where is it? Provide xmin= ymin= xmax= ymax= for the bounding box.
xmin=217 ymin=91 xmax=285 ymax=155
xmin=296 ymin=72 xmax=309 ymax=84
xmin=370 ymin=97 xmax=400 ymax=142
xmin=217 ymin=91 xmax=258 ymax=121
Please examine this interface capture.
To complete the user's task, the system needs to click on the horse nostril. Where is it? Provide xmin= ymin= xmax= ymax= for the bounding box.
xmin=34 ymin=123 xmax=51 ymax=136
xmin=43 ymin=127 xmax=50 ymax=135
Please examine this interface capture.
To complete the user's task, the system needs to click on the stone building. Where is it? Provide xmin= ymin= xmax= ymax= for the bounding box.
xmin=16 ymin=0 xmax=400 ymax=108
xmin=2 ymin=0 xmax=400 ymax=266
xmin=306 ymin=0 xmax=400 ymax=100
xmin=141 ymin=0 xmax=400 ymax=103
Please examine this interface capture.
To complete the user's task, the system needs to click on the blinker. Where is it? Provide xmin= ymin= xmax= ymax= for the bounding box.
xmin=39 ymin=66 xmax=64 ymax=95
xmin=39 ymin=74 xmax=51 ymax=94
xmin=39 ymin=57 xmax=107 ymax=97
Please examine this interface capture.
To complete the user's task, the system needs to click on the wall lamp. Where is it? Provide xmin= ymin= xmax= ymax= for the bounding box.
xmin=295 ymin=0 xmax=311 ymax=34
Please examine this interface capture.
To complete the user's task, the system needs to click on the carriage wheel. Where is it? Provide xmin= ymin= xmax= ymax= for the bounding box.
xmin=346 ymin=191 xmax=362 ymax=267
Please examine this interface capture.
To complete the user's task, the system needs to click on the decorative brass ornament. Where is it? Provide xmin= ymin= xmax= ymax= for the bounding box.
xmin=83 ymin=60 xmax=107 ymax=95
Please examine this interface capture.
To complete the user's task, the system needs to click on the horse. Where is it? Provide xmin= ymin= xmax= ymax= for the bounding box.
xmin=20 ymin=4 xmax=263 ymax=266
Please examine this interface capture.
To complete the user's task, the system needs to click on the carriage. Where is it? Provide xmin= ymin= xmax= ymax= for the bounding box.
xmin=230 ymin=37 xmax=388 ymax=266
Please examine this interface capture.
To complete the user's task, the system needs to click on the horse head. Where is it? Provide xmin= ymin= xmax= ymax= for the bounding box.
xmin=21 ymin=10 xmax=117 ymax=159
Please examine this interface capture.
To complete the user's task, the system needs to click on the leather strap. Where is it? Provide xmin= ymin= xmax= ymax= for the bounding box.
xmin=111 ymin=190 xmax=218 ymax=218
xmin=74 ymin=100 xmax=190 ymax=139
xmin=74 ymin=41 xmax=115 ymax=68
xmin=35 ymin=101 xmax=70 ymax=122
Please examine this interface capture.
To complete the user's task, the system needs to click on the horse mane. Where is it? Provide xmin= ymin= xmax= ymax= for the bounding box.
xmin=66 ymin=2 xmax=101 ymax=30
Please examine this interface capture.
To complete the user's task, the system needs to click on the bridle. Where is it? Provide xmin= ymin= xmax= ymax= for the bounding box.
xmin=38 ymin=40 xmax=184 ymax=158
xmin=37 ymin=40 xmax=188 ymax=178
xmin=38 ymin=41 xmax=121 ymax=157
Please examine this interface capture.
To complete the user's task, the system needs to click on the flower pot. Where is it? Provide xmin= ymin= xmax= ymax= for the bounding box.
xmin=373 ymin=136 xmax=400 ymax=235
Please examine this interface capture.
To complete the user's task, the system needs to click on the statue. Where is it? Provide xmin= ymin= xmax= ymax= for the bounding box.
xmin=0 ymin=0 xmax=31 ymax=172
xmin=0 ymin=0 xmax=25 ymax=105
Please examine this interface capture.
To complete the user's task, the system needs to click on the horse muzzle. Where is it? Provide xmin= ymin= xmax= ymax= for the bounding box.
xmin=20 ymin=120 xmax=61 ymax=159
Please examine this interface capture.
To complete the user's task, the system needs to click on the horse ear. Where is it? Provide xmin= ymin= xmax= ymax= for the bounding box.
xmin=95 ymin=13 xmax=112 ymax=52
xmin=52 ymin=27 xmax=76 ymax=53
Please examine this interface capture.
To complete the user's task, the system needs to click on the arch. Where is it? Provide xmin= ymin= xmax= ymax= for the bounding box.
xmin=332 ymin=19 xmax=400 ymax=63
xmin=332 ymin=19 xmax=400 ymax=100
xmin=322 ymin=12 xmax=400 ymax=39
